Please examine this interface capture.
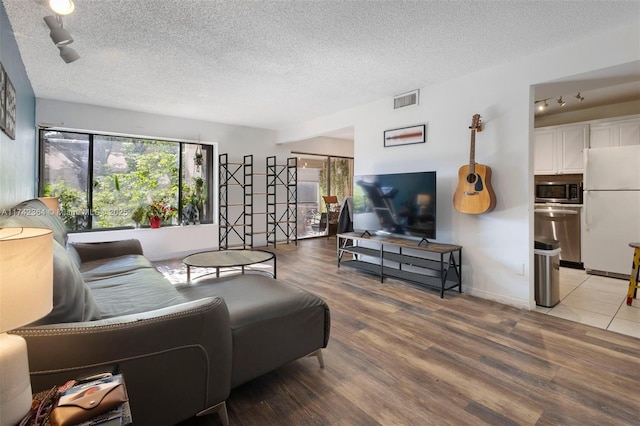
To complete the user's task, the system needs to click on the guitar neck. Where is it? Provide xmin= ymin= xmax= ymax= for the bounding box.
xmin=468 ymin=129 xmax=476 ymax=174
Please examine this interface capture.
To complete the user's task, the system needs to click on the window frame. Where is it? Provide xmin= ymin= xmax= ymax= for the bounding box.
xmin=38 ymin=128 xmax=216 ymax=232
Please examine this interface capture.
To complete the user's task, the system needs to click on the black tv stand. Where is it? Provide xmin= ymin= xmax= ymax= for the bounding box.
xmin=337 ymin=231 xmax=462 ymax=298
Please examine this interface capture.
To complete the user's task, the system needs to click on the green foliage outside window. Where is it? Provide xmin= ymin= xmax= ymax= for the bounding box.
xmin=41 ymin=130 xmax=209 ymax=231
xmin=43 ymin=182 xmax=89 ymax=230
xmin=319 ymin=157 xmax=353 ymax=204
xmin=92 ymin=145 xmax=179 ymax=228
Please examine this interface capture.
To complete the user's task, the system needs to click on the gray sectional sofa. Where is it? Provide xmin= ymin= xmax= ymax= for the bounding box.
xmin=1 ymin=199 xmax=330 ymax=425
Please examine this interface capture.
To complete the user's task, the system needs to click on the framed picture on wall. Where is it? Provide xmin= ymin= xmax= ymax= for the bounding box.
xmin=4 ymin=73 xmax=16 ymax=140
xmin=0 ymin=63 xmax=6 ymax=132
xmin=383 ymin=124 xmax=426 ymax=147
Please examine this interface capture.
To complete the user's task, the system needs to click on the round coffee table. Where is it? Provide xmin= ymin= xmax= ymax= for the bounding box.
xmin=183 ymin=249 xmax=276 ymax=283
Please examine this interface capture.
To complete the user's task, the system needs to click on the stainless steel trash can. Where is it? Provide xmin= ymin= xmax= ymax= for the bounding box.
xmin=534 ymin=236 xmax=561 ymax=307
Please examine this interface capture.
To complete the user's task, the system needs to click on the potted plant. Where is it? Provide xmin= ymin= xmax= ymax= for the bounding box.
xmin=194 ymin=146 xmax=203 ymax=173
xmin=147 ymin=202 xmax=177 ymax=228
xmin=131 ymin=205 xmax=146 ymax=228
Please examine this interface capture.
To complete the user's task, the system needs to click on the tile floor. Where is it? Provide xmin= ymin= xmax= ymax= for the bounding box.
xmin=535 ymin=267 xmax=640 ymax=338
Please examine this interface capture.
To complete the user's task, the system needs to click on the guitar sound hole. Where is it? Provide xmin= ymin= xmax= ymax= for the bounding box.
xmin=466 ymin=174 xmax=477 ymax=184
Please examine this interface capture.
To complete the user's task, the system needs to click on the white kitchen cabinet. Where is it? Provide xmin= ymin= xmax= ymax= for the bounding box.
xmin=533 ymin=129 xmax=557 ymax=174
xmin=534 ymin=124 xmax=588 ymax=174
xmin=589 ymin=117 xmax=640 ymax=148
xmin=559 ymin=125 xmax=588 ymax=173
xmin=589 ymin=125 xmax=614 ymax=149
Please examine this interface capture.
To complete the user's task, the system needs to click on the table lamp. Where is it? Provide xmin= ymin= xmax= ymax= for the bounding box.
xmin=37 ymin=197 xmax=60 ymax=215
xmin=0 ymin=227 xmax=53 ymax=426
xmin=417 ymin=194 xmax=432 ymax=216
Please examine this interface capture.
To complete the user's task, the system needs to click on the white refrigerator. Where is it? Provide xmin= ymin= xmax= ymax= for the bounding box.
xmin=583 ymin=145 xmax=640 ymax=276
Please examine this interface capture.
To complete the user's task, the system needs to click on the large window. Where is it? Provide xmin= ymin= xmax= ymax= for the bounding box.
xmin=39 ymin=130 xmax=214 ymax=231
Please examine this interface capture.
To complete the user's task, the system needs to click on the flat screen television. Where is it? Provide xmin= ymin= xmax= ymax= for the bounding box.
xmin=353 ymin=171 xmax=436 ymax=240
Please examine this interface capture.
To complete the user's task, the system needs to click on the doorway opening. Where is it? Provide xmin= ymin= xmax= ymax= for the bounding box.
xmin=294 ymin=153 xmax=354 ymax=239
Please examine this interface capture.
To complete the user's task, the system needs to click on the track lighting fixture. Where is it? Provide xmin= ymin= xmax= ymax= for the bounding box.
xmin=535 ymin=92 xmax=585 ymax=111
xmin=49 ymin=0 xmax=75 ymax=15
xmin=58 ymin=45 xmax=80 ymax=63
xmin=43 ymin=15 xmax=79 ymax=63
xmin=535 ymin=99 xmax=549 ymax=111
xmin=43 ymin=15 xmax=73 ymax=46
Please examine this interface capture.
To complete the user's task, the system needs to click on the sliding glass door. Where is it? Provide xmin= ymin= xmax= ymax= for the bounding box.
xmin=294 ymin=153 xmax=353 ymax=239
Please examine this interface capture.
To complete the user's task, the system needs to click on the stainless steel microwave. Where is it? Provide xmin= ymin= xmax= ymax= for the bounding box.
xmin=535 ymin=181 xmax=583 ymax=204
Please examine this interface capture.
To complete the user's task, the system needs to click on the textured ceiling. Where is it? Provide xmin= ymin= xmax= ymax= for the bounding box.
xmin=3 ymin=0 xmax=640 ymax=131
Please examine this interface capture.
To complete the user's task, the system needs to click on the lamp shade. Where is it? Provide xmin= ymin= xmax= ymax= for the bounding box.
xmin=0 ymin=228 xmax=53 ymax=333
xmin=417 ymin=194 xmax=432 ymax=205
xmin=37 ymin=196 xmax=60 ymax=214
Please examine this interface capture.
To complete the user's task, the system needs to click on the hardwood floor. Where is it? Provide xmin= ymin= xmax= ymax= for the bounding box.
xmin=178 ymin=238 xmax=639 ymax=426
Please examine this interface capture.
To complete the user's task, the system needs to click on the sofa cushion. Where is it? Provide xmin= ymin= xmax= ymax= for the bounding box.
xmin=180 ymin=275 xmax=328 ymax=329
xmin=66 ymin=244 xmax=82 ymax=269
xmin=176 ymin=274 xmax=330 ymax=387
xmin=87 ymin=267 xmax=188 ymax=319
xmin=71 ymin=239 xmax=143 ymax=263
xmin=0 ymin=199 xmax=68 ymax=246
xmin=31 ymin=241 xmax=102 ymax=325
xmin=80 ymin=254 xmax=155 ymax=281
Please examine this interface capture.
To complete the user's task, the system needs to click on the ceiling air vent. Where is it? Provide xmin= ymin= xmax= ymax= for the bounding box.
xmin=393 ymin=90 xmax=419 ymax=110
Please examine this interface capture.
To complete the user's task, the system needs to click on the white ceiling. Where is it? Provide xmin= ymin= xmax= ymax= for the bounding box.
xmin=3 ymin=0 xmax=640 ymax=131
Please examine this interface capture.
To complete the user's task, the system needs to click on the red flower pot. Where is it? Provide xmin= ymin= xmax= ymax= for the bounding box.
xmin=149 ymin=216 xmax=162 ymax=228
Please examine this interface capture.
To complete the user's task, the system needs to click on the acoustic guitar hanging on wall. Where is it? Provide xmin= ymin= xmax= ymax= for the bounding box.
xmin=453 ymin=114 xmax=496 ymax=214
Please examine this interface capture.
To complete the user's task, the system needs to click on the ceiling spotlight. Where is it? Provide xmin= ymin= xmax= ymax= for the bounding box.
xmin=536 ymin=99 xmax=548 ymax=111
xmin=557 ymin=96 xmax=566 ymax=106
xmin=43 ymin=15 xmax=79 ymax=63
xmin=49 ymin=0 xmax=75 ymax=15
xmin=58 ymin=45 xmax=80 ymax=63
xmin=43 ymin=15 xmax=73 ymax=46
xmin=575 ymin=92 xmax=585 ymax=101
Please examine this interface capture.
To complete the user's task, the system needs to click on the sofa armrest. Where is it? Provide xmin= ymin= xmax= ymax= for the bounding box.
xmin=71 ymin=239 xmax=144 ymax=263
xmin=13 ymin=297 xmax=232 ymax=425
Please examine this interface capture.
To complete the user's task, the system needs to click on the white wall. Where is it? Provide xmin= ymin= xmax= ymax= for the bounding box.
xmin=277 ymin=21 xmax=640 ymax=309
xmin=36 ymin=99 xmax=284 ymax=158
xmin=68 ymin=224 xmax=218 ymax=261
xmin=36 ymin=99 xmax=291 ymax=257
xmin=284 ymin=136 xmax=354 ymax=157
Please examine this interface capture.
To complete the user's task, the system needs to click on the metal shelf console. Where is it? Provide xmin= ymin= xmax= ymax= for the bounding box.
xmin=337 ymin=231 xmax=462 ymax=298
xmin=219 ymin=153 xmax=254 ymax=249
xmin=219 ymin=154 xmax=297 ymax=249
xmin=266 ymin=156 xmax=298 ymax=247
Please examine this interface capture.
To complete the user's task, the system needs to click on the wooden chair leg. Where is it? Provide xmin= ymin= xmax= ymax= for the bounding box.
xmin=627 ymin=243 xmax=640 ymax=306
